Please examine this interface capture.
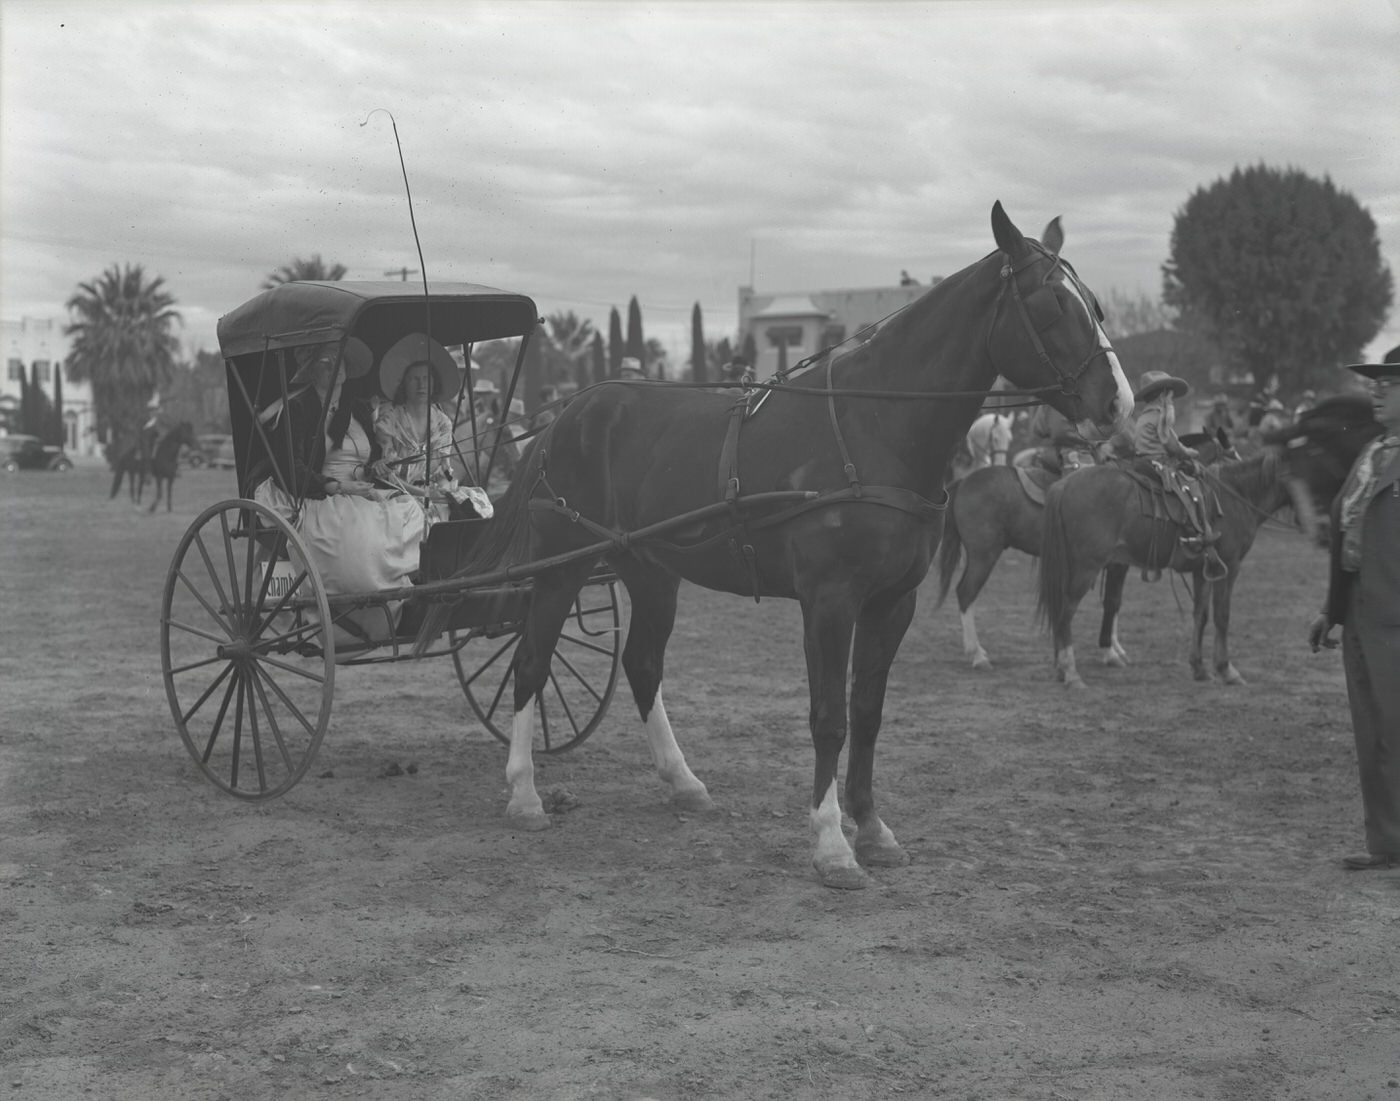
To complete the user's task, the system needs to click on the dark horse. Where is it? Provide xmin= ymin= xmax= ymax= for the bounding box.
xmin=1036 ymin=448 xmax=1316 ymax=688
xmin=108 ymin=427 xmax=152 ymax=503
xmin=935 ymin=428 xmax=1236 ymax=671
xmin=146 ymin=422 xmax=196 ymax=512
xmin=1263 ymin=394 xmax=1383 ymax=541
xmin=418 ymin=204 xmax=1133 ymax=889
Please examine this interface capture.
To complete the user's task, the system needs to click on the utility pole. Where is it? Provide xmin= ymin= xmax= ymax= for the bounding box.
xmin=384 ymin=267 xmax=419 ymax=282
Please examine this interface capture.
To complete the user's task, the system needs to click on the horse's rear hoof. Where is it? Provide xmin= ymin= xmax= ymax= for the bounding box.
xmin=971 ymin=655 xmax=993 ymax=672
xmin=816 ymin=863 xmax=871 ymax=890
xmin=855 ymin=840 xmax=910 ymax=868
xmin=507 ymin=812 xmax=552 ymax=832
xmin=671 ymin=788 xmax=716 ymax=814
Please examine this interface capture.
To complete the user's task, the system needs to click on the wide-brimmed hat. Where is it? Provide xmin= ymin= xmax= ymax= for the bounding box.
xmin=619 ymin=356 xmax=645 ymax=377
xmin=1344 ymin=344 xmax=1400 ymax=381
xmin=291 ymin=338 xmax=372 ymax=385
xmin=1133 ymin=370 xmax=1190 ymax=403
xmin=379 ymin=333 xmax=460 ymax=400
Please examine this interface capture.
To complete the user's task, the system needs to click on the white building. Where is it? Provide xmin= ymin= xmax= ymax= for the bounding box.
xmin=737 ymin=280 xmax=940 ymax=379
xmin=1 ymin=316 xmax=98 ymax=456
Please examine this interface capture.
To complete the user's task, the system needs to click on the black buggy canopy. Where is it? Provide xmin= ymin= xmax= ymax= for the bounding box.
xmin=216 ymin=280 xmax=539 ymax=361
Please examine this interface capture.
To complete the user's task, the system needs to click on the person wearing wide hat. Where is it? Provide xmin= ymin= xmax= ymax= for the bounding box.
xmin=1115 ymin=370 xmax=1227 ymax=581
xmin=1308 ymin=344 xmax=1400 ymax=871
xmin=375 ymin=333 xmax=491 ymax=522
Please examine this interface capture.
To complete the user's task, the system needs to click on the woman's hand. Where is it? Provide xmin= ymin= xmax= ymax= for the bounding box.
xmin=1307 ymin=613 xmax=1337 ymax=652
xmin=336 ymin=479 xmax=381 ymax=499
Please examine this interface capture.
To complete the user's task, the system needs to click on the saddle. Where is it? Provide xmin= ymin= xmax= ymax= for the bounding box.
xmin=1014 ymin=464 xmax=1059 ymax=507
xmin=1115 ymin=458 xmax=1221 ymax=547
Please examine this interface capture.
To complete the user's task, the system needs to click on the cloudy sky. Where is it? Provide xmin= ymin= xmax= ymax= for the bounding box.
xmin=3 ymin=0 xmax=1398 ymax=367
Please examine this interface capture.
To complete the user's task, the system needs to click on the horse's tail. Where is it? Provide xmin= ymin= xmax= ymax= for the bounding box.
xmin=934 ymin=478 xmax=964 ymax=609
xmin=1035 ymin=483 xmax=1071 ymax=632
xmin=411 ymin=434 xmax=543 ymax=657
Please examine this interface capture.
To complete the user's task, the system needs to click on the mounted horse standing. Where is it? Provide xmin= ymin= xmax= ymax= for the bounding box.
xmin=416 ymin=203 xmax=1132 ymax=889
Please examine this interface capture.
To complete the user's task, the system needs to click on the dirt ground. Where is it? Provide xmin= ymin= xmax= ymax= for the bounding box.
xmin=3 ymin=466 xmax=1398 ymax=1100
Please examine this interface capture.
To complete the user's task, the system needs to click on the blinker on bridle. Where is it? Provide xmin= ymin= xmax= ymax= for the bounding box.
xmin=993 ymin=244 xmax=1114 ymax=403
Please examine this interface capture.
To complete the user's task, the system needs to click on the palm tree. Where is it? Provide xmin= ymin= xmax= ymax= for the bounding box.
xmin=63 ymin=263 xmax=182 ymax=440
xmin=262 ymin=254 xmax=348 ymax=289
xmin=545 ymin=310 xmax=597 ymax=390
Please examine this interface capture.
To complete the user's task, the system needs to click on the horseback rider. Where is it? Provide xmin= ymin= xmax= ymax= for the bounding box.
xmin=1110 ymin=370 xmax=1228 ymax=581
xmin=1022 ymin=403 xmax=1097 ymax=475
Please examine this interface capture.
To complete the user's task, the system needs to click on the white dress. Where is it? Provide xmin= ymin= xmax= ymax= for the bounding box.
xmin=254 ymin=416 xmax=426 ymax=596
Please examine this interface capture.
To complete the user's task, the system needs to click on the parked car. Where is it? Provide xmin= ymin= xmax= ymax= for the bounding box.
xmin=196 ymin=434 xmax=237 ymax=470
xmin=0 ymin=433 xmax=74 ymax=473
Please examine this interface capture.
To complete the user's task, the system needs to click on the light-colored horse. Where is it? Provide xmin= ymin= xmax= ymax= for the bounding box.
xmin=966 ymin=411 xmax=1014 ymax=467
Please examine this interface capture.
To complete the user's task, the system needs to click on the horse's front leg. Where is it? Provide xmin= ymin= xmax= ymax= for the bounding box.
xmin=613 ymin=558 xmax=712 ymax=810
xmin=1098 ymin=563 xmax=1130 ymax=666
xmin=1212 ymin=568 xmax=1246 ymax=685
xmin=848 ymin=589 xmax=918 ymax=871
xmin=1189 ymin=569 xmax=1212 ymax=681
xmin=800 ymin=586 xmax=865 ymax=889
xmin=502 ymin=564 xmax=596 ymax=830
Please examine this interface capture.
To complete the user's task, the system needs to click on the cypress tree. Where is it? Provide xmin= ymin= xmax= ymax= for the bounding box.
xmin=608 ymin=308 xmax=624 ymax=377
xmin=690 ymin=303 xmax=707 ymax=384
xmin=626 ymin=297 xmax=644 ymax=368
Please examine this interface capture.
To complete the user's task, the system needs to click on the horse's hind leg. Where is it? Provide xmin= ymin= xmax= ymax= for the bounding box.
xmin=799 ymin=582 xmax=865 ymax=889
xmin=847 ymin=588 xmax=918 ymax=873
xmin=1211 ymin=568 xmax=1246 ymax=685
xmin=1051 ymin=565 xmax=1099 ymax=689
xmin=502 ymin=560 xmax=596 ymax=828
xmin=1098 ymin=563 xmax=1130 ymax=667
xmin=956 ymin=545 xmax=1001 ymax=671
xmin=610 ymin=557 xmax=713 ymax=811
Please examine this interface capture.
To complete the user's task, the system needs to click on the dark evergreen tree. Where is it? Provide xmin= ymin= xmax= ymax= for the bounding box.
xmin=1162 ymin=164 xmax=1392 ymax=395
xmin=607 ymin=308 xmax=624 ymax=377
xmin=690 ymin=303 xmax=707 ymax=384
xmin=51 ymin=364 xmax=65 ymax=446
xmin=626 ymin=297 xmax=645 ymax=369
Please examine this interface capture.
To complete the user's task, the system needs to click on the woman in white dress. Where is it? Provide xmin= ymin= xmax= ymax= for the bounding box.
xmin=250 ymin=339 xmax=425 ymax=642
xmin=375 ymin=333 xmax=492 ymax=520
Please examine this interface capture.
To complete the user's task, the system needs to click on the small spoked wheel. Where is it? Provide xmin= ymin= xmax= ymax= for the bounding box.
xmin=160 ymin=498 xmax=334 ymax=799
xmin=451 ymin=576 xmax=622 ymax=754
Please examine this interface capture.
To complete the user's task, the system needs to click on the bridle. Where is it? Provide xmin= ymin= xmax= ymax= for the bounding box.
xmin=989 ymin=244 xmax=1116 ymax=406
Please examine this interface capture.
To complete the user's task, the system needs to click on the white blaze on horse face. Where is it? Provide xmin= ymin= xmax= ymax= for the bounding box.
xmin=1060 ymin=278 xmax=1133 ymax=429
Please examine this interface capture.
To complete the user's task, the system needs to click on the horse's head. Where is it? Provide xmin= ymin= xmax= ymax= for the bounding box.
xmin=986 ymin=202 xmax=1133 ymax=442
xmin=1265 ymin=394 xmax=1381 ymax=547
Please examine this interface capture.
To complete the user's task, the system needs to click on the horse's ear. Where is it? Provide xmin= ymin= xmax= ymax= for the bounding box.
xmin=991 ymin=201 xmax=1028 ymax=262
xmin=1041 ymin=216 xmax=1064 ymax=255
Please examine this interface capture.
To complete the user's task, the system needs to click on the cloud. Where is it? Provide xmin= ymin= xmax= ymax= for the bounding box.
xmin=3 ymin=0 xmax=1398 ymax=362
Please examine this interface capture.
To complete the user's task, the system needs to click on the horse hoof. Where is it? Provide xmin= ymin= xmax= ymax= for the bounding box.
xmin=1101 ymin=651 xmax=1126 ymax=668
xmin=1220 ymin=667 xmax=1247 ymax=686
xmin=971 ymin=655 xmax=993 ymax=672
xmin=506 ymin=811 xmax=552 ymax=832
xmin=815 ymin=863 xmax=871 ymax=890
xmin=1061 ymin=676 xmax=1086 ymax=690
xmin=1192 ymin=667 xmax=1210 ymax=682
xmin=855 ymin=840 xmax=910 ymax=868
xmin=671 ymin=788 xmax=716 ymax=813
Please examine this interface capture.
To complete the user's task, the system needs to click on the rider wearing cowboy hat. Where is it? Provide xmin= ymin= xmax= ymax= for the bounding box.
xmin=1114 ymin=370 xmax=1227 ymax=582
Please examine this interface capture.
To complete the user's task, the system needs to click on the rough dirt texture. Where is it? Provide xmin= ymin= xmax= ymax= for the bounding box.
xmin=3 ymin=467 xmax=1399 ymax=1100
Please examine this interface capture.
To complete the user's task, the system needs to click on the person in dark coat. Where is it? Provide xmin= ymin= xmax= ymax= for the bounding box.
xmin=1308 ymin=345 xmax=1400 ymax=871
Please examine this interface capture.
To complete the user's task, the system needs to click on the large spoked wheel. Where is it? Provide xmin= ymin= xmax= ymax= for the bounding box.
xmin=161 ymin=498 xmax=334 ymax=799
xmin=451 ymin=577 xmax=622 ymax=754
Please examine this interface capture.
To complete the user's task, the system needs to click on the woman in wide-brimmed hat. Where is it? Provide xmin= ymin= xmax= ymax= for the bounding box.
xmin=374 ymin=332 xmax=491 ymax=520
xmin=1117 ymin=369 xmax=1227 ymax=580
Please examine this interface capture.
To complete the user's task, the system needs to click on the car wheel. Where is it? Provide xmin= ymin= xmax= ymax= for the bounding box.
xmin=52 ymin=458 xmax=73 ymax=472
xmin=2 ymin=459 xmax=17 ymax=474
xmin=187 ymin=453 xmax=206 ymax=469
